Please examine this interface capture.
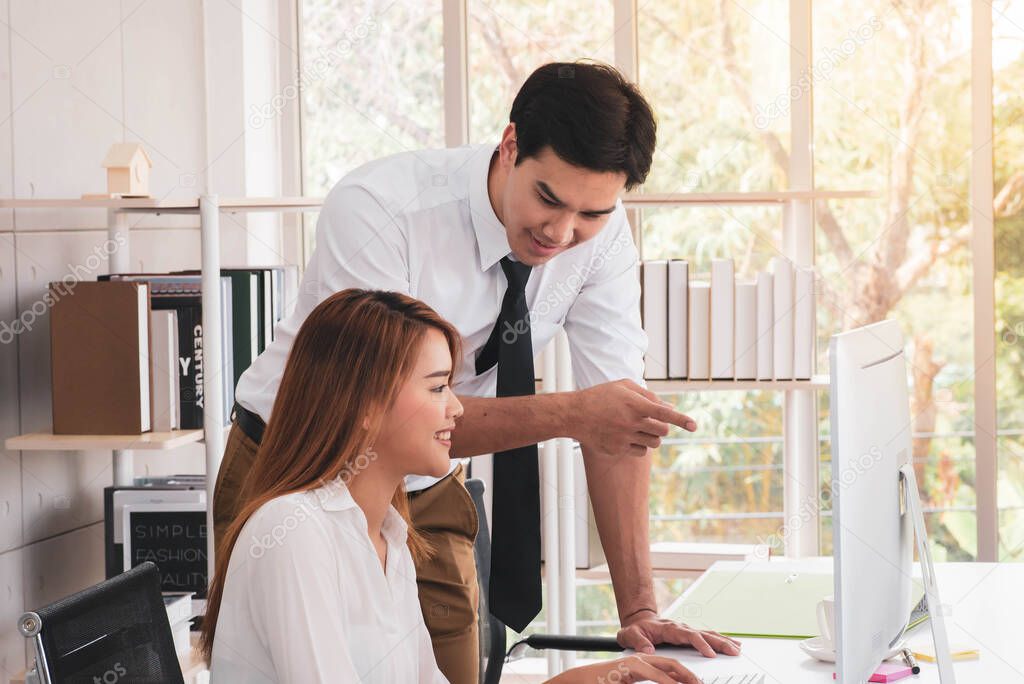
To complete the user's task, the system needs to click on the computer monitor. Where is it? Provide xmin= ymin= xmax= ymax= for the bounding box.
xmin=830 ymin=320 xmax=953 ymax=683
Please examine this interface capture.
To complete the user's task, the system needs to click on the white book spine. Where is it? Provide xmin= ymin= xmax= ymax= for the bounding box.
xmin=794 ymin=267 xmax=815 ymax=379
xmin=735 ymin=281 xmax=757 ymax=380
xmin=641 ymin=261 xmax=669 ymax=379
xmin=170 ymin=310 xmax=180 ymax=429
xmin=667 ymin=260 xmax=689 ymax=379
xmin=710 ymin=258 xmax=735 ymax=379
xmin=149 ymin=310 xmax=175 ymax=432
xmin=248 ymin=274 xmax=259 ymax=363
xmin=756 ymin=272 xmax=774 ymax=380
xmin=772 ymin=257 xmax=794 ymax=380
xmin=688 ymin=282 xmax=711 ymax=380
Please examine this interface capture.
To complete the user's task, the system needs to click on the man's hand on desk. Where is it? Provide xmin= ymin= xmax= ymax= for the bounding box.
xmin=574 ymin=380 xmax=699 ymax=458
xmin=617 ymin=610 xmax=742 ymax=658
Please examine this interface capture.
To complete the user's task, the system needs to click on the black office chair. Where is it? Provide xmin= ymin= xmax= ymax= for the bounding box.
xmin=17 ymin=561 xmax=184 ymax=684
xmin=466 ymin=478 xmax=508 ymax=684
xmin=465 ymin=478 xmax=622 ymax=684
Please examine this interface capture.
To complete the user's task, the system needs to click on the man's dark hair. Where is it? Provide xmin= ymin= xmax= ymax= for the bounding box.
xmin=509 ymin=61 xmax=657 ymax=191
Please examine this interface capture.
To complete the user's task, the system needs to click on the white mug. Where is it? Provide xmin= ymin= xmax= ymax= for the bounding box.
xmin=816 ymin=595 xmax=836 ymax=651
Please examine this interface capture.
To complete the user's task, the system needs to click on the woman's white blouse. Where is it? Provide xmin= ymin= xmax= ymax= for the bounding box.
xmin=209 ymin=480 xmax=448 ymax=683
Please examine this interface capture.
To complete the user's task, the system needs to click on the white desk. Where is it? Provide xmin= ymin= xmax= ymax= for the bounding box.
xmin=656 ymin=560 xmax=1023 ymax=683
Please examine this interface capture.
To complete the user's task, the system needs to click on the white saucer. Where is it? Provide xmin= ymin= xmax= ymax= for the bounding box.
xmin=799 ymin=636 xmax=836 ymax=662
xmin=799 ymin=636 xmax=908 ymax=663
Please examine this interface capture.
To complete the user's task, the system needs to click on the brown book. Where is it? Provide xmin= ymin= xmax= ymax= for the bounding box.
xmin=50 ymin=281 xmax=152 ymax=434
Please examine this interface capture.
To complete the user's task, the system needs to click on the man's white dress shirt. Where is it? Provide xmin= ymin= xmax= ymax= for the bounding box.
xmin=234 ymin=144 xmax=647 ymax=491
xmin=209 ymin=479 xmax=448 ymax=683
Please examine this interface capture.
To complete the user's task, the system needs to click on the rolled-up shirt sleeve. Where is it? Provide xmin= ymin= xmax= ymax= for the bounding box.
xmin=563 ymin=212 xmax=648 ymax=390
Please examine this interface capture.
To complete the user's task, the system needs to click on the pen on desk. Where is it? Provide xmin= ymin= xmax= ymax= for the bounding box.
xmin=901 ymin=647 xmax=921 ymax=674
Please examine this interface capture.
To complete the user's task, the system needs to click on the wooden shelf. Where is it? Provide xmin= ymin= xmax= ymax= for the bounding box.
xmin=622 ymin=190 xmax=875 ymax=207
xmin=5 ymin=429 xmax=203 ymax=452
xmin=0 ymin=197 xmax=199 ymax=209
xmin=217 ymin=196 xmax=323 ymax=211
xmin=534 ymin=376 xmax=828 ymax=392
xmin=0 ymin=196 xmax=324 ymax=212
xmin=648 ymin=376 xmax=829 ymax=392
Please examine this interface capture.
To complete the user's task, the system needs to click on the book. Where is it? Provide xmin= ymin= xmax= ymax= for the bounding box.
xmin=650 ymin=542 xmax=771 ymax=571
xmin=282 ymin=264 xmax=299 ymax=318
xmin=107 ymin=274 xmax=235 ymax=428
xmin=133 ymin=474 xmax=206 ymax=486
xmin=259 ymin=269 xmax=273 ymax=351
xmin=664 ymin=563 xmax=925 ymax=639
xmin=270 ymin=267 xmax=284 ymax=340
xmin=710 ymin=259 xmax=735 ymax=379
xmin=106 ymin=276 xmax=204 ymax=429
xmin=688 ymin=282 xmax=711 ymax=380
xmin=667 ymin=260 xmax=689 ymax=379
xmin=641 ymin=260 xmax=668 ymax=380
xmin=50 ymin=281 xmax=151 ymax=434
xmin=170 ymin=619 xmax=191 ymax=657
xmin=756 ymin=272 xmax=774 ymax=380
xmin=794 ymin=267 xmax=815 ymax=380
xmin=149 ymin=310 xmax=179 ymax=431
xmin=771 ymin=257 xmax=795 ymax=380
xmin=219 ymin=276 xmax=235 ymax=419
xmin=222 ymin=270 xmax=260 ymax=390
xmin=735 ymin=280 xmax=758 ymax=380
xmin=215 ymin=267 xmax=274 ymax=353
xmin=163 ymin=592 xmax=194 ymax=627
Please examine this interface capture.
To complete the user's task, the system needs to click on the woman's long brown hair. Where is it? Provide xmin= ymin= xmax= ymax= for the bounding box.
xmin=200 ymin=288 xmax=463 ymax=661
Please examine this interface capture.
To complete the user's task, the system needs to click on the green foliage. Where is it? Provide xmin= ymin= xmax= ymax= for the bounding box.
xmin=299 ymin=0 xmax=1024 ymax=563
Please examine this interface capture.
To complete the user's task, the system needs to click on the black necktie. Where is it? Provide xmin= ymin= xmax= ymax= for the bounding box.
xmin=476 ymin=256 xmax=541 ymax=632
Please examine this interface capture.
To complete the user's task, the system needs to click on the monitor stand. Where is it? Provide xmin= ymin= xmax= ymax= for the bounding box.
xmin=899 ymin=464 xmax=956 ymax=683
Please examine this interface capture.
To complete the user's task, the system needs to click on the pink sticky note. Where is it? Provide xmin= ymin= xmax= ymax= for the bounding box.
xmin=869 ymin=663 xmax=914 ymax=682
xmin=832 ymin=663 xmax=914 ymax=682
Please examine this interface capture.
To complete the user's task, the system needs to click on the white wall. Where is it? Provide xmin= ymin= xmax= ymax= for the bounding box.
xmin=0 ymin=1 xmax=298 ymax=677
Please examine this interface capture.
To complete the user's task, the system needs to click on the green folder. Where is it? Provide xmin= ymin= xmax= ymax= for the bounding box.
xmin=663 ymin=565 xmax=927 ymax=639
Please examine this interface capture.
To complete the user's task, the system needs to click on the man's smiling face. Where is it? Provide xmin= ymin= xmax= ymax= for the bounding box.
xmin=489 ymin=124 xmax=627 ymax=267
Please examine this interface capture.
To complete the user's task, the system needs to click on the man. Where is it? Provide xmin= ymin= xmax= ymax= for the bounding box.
xmin=215 ymin=62 xmax=739 ymax=683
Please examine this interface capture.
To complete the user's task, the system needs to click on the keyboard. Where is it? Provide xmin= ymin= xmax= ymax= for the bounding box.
xmin=700 ymin=675 xmax=765 ymax=684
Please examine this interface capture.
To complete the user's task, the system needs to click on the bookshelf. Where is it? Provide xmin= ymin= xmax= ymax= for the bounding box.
xmin=4 ymin=191 xmax=851 ymax=586
xmin=4 ymin=195 xmax=322 ymax=583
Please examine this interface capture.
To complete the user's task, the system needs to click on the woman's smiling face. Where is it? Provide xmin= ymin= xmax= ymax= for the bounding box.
xmin=373 ymin=328 xmax=464 ymax=478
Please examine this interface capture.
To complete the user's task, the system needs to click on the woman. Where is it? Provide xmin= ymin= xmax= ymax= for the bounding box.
xmin=201 ymin=288 xmax=709 ymax=683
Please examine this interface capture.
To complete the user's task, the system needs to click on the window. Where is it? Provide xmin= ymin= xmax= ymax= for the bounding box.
xmin=812 ymin=1 xmax=976 ymax=560
xmin=467 ymin=1 xmax=615 ymax=143
xmin=993 ymin=1 xmax=1024 ymax=561
xmin=637 ymin=1 xmax=790 ymax=194
xmin=299 ymin=0 xmax=444 ymax=197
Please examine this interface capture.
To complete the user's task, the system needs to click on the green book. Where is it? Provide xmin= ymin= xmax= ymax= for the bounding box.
xmin=222 ymin=270 xmax=260 ymax=390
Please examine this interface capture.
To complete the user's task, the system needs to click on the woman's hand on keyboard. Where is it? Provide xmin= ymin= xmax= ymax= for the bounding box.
xmin=545 ymin=654 xmax=701 ymax=684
